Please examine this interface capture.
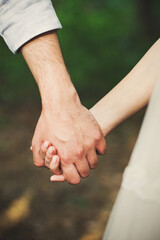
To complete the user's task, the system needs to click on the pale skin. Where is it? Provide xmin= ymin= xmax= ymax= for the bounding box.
xmin=40 ymin=38 xmax=160 ymax=182
xmin=21 ymin=31 xmax=106 ymax=185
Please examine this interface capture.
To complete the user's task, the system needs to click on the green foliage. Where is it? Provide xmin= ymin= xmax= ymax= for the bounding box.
xmin=0 ymin=39 xmax=38 ymax=106
xmin=0 ymin=0 xmax=159 ymax=107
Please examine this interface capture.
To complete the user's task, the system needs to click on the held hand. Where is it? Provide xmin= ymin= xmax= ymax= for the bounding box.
xmin=39 ymin=143 xmax=65 ymax=181
xmin=31 ymin=143 xmax=65 ymax=181
xmin=31 ymin=102 xmax=106 ymax=185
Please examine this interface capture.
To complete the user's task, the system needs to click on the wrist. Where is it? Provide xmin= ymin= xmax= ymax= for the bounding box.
xmin=41 ymin=76 xmax=81 ymax=115
xmin=90 ymin=105 xmax=116 ymax=137
xmin=22 ymin=31 xmax=81 ymax=112
xmin=90 ymin=107 xmax=106 ymax=136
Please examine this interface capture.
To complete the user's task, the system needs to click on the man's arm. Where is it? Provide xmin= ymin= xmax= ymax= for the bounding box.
xmin=0 ymin=0 xmax=106 ymax=184
xmin=21 ymin=31 xmax=106 ymax=184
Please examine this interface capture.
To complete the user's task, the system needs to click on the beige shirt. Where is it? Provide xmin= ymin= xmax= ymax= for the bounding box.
xmin=0 ymin=0 xmax=62 ymax=53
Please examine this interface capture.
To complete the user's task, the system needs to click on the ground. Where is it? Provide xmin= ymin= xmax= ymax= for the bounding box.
xmin=0 ymin=103 xmax=144 ymax=240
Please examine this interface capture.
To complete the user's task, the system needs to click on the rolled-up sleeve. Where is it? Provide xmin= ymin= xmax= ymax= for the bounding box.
xmin=0 ymin=0 xmax=62 ymax=53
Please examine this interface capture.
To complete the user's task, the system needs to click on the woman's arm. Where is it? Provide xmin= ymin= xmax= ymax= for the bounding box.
xmin=90 ymin=38 xmax=160 ymax=136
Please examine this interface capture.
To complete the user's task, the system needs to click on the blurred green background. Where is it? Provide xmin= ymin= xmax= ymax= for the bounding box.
xmin=0 ymin=0 xmax=159 ymax=107
xmin=0 ymin=0 xmax=159 ymax=240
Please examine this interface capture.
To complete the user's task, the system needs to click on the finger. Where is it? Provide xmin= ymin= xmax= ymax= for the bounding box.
xmin=61 ymin=163 xmax=81 ymax=185
xmin=87 ymin=149 xmax=98 ymax=169
xmin=32 ymin=144 xmax=45 ymax=167
xmin=45 ymin=146 xmax=57 ymax=168
xmin=50 ymin=155 xmax=62 ymax=175
xmin=50 ymin=174 xmax=65 ymax=182
xmin=40 ymin=141 xmax=51 ymax=159
xmin=30 ymin=146 xmax=33 ymax=151
xmin=75 ymin=157 xmax=90 ymax=178
xmin=96 ymin=137 xmax=107 ymax=155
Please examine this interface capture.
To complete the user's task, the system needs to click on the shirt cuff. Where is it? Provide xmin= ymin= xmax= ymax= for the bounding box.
xmin=0 ymin=0 xmax=62 ymax=54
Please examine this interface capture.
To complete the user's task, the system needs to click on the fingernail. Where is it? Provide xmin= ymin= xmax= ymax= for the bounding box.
xmin=50 ymin=175 xmax=56 ymax=181
xmin=44 ymin=141 xmax=49 ymax=148
xmin=50 ymin=175 xmax=65 ymax=182
xmin=48 ymin=147 xmax=53 ymax=154
xmin=50 ymin=156 xmax=58 ymax=169
xmin=52 ymin=155 xmax=58 ymax=163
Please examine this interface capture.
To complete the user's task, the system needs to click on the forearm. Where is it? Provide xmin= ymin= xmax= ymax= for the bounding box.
xmin=21 ymin=31 xmax=80 ymax=112
xmin=91 ymin=38 xmax=160 ymax=136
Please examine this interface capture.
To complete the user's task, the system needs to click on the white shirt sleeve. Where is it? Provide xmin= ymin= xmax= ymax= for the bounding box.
xmin=0 ymin=0 xmax=62 ymax=54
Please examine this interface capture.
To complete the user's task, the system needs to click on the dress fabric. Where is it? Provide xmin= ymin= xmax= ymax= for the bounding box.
xmin=103 ymin=77 xmax=160 ymax=240
xmin=0 ymin=0 xmax=62 ymax=53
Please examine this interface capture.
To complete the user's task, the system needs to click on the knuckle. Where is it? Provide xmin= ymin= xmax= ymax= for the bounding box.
xmin=86 ymin=141 xmax=94 ymax=150
xmin=62 ymin=155 xmax=70 ymax=164
xmin=74 ymin=148 xmax=84 ymax=159
xmin=95 ymin=131 xmax=102 ymax=142
xmin=86 ymin=136 xmax=101 ymax=150
xmin=85 ymin=140 xmax=96 ymax=152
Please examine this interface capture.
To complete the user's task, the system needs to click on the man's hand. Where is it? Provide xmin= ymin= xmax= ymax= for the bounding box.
xmin=21 ymin=31 xmax=106 ymax=184
xmin=32 ymin=99 xmax=106 ymax=184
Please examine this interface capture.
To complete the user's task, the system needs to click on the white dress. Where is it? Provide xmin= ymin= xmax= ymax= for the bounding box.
xmin=103 ymin=77 xmax=160 ymax=240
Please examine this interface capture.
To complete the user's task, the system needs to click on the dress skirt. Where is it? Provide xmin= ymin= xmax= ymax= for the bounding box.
xmin=103 ymin=77 xmax=160 ymax=240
